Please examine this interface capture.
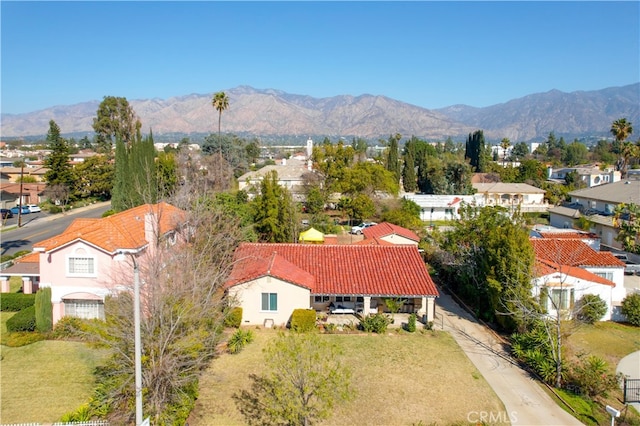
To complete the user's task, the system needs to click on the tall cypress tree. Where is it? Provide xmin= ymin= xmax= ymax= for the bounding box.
xmin=402 ymin=144 xmax=417 ymax=192
xmin=465 ymin=130 xmax=487 ymax=172
xmin=111 ymin=130 xmax=157 ymax=212
xmin=112 ymin=137 xmax=128 ymax=212
xmin=386 ymin=133 xmax=401 ymax=184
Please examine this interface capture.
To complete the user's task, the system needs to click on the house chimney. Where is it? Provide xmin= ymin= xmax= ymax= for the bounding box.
xmin=144 ymin=212 xmax=157 ymax=245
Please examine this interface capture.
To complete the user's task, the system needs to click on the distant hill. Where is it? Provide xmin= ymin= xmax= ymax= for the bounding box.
xmin=1 ymin=84 xmax=638 ymax=143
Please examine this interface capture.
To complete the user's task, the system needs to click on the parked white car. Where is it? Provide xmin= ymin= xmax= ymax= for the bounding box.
xmin=26 ymin=204 xmax=41 ymax=213
xmin=350 ymin=222 xmax=377 ymax=235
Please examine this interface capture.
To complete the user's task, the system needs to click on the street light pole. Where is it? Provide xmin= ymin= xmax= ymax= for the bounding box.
xmin=116 ymin=250 xmax=143 ymax=425
xmin=133 ymin=257 xmax=143 ymax=426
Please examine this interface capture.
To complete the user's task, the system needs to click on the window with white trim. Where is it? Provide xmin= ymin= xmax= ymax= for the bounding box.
xmin=68 ymin=257 xmax=95 ymax=275
xmin=595 ymin=271 xmax=614 ymax=281
xmin=261 ymin=293 xmax=277 ymax=311
xmin=64 ymin=299 xmax=104 ymax=320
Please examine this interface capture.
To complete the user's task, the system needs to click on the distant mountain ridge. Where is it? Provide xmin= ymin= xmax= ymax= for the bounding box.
xmin=2 ymin=83 xmax=638 ymax=142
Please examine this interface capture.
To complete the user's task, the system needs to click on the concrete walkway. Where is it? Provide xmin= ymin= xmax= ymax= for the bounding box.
xmin=436 ymin=292 xmax=583 ymax=426
xmin=617 ymin=351 xmax=640 ymax=412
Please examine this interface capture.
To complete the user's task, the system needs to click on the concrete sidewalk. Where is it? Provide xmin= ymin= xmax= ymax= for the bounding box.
xmin=617 ymin=351 xmax=640 ymax=412
xmin=436 ymin=292 xmax=583 ymax=426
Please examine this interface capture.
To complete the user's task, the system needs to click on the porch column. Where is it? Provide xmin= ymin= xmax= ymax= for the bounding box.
xmin=417 ymin=297 xmax=427 ymax=316
xmin=363 ymin=296 xmax=372 ymax=315
xmin=1 ymin=276 xmax=9 ymax=293
xmin=22 ymin=277 xmax=32 ymax=294
xmin=426 ymin=297 xmax=435 ymax=323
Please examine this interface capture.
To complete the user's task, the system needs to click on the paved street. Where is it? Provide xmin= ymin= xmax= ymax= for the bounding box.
xmin=436 ymin=291 xmax=583 ymax=426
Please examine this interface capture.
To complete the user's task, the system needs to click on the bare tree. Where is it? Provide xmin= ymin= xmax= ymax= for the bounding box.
xmin=88 ymin=203 xmax=245 ymax=423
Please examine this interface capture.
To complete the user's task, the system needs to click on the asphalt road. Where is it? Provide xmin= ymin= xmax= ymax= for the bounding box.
xmin=0 ymin=202 xmax=112 ymax=257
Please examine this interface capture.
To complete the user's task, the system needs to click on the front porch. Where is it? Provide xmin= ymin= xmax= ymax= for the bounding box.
xmin=311 ymin=295 xmax=435 ymax=322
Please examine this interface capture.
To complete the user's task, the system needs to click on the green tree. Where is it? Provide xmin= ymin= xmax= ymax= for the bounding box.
xmin=156 ymin=151 xmax=178 ymax=200
xmin=611 ymin=118 xmax=633 ymax=143
xmin=44 ymin=120 xmax=74 ymax=189
xmin=402 ymin=141 xmax=417 ymax=192
xmin=385 ymin=133 xmax=401 ymax=184
xmin=621 ymin=293 xmax=640 ymax=326
xmin=234 ymin=333 xmax=353 ymax=426
xmin=252 ymin=170 xmax=298 ymax=242
xmin=562 ymin=140 xmax=588 ymax=166
xmin=511 ymin=142 xmax=529 ymax=160
xmin=92 ymin=96 xmax=141 ymax=153
xmin=465 ymin=130 xmax=489 ymax=172
xmin=34 ymin=287 xmax=52 ymax=332
xmin=72 ymin=155 xmax=114 ymax=200
xmin=111 ymin=131 xmax=157 ymax=212
xmin=614 ymin=203 xmax=640 ymax=254
xmin=436 ymin=205 xmax=534 ymax=331
xmin=575 ymin=294 xmax=607 ymax=324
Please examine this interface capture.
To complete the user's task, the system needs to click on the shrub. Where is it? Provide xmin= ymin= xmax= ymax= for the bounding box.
xmin=3 ymin=331 xmax=46 ymax=347
xmin=0 ymin=293 xmax=36 ymax=312
xmin=6 ymin=305 xmax=36 ymax=332
xmin=224 ymin=307 xmax=243 ymax=328
xmin=575 ymin=294 xmax=607 ymax=324
xmin=324 ymin=323 xmax=338 ymax=334
xmin=101 ymin=209 xmax=116 ymax=217
xmin=290 ymin=309 xmax=317 ymax=333
xmin=621 ymin=293 xmax=640 ymax=326
xmin=35 ymin=287 xmax=53 ymax=332
xmin=567 ymin=355 xmax=620 ymax=398
xmin=227 ymin=329 xmax=254 ymax=354
xmin=360 ymin=313 xmax=392 ymax=334
xmin=49 ymin=205 xmax=62 ymax=214
xmin=407 ymin=313 xmax=418 ymax=332
xmin=51 ymin=316 xmax=102 ymax=340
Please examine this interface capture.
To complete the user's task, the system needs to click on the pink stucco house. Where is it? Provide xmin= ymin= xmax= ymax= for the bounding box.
xmin=0 ymin=202 xmax=185 ymax=324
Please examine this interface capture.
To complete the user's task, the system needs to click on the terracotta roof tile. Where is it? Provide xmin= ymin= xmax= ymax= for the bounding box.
xmin=354 ymin=237 xmax=395 ymax=246
xmin=534 ymin=259 xmax=615 ymax=287
xmin=531 ymin=238 xmax=624 ymax=268
xmin=225 ymin=243 xmax=438 ymax=297
xmin=537 ymin=231 xmax=599 ymax=240
xmin=33 ymin=202 xmax=185 ymax=253
xmin=362 ymin=222 xmax=420 ymax=243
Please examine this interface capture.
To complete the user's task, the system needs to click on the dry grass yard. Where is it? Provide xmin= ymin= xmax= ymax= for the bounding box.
xmin=188 ymin=328 xmax=507 ymax=426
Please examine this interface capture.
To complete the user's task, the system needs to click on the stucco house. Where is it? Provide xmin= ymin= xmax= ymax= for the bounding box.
xmin=472 ymin=182 xmax=548 ymax=213
xmin=237 ymin=158 xmax=311 ymax=202
xmin=0 ymin=202 xmax=186 ymax=324
xmin=549 ymin=180 xmax=640 ymax=249
xmin=224 ymin=243 xmax=439 ymax=327
xmin=547 ymin=164 xmax=620 ymax=188
xmin=402 ymin=194 xmax=475 ymax=222
xmin=530 ymin=238 xmax=626 ymax=321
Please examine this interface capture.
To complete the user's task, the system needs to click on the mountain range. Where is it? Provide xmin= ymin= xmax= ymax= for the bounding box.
xmin=2 ymin=84 xmax=638 ymax=143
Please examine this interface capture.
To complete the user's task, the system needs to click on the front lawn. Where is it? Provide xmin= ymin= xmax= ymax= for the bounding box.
xmin=0 ymin=340 xmax=107 ymax=424
xmin=189 ymin=329 xmax=508 ymax=425
xmin=566 ymin=321 xmax=640 ymax=366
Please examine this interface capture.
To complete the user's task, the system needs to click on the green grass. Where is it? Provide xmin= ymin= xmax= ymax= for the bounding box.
xmin=189 ymin=329 xmax=508 ymax=426
xmin=0 ymin=340 xmax=107 ymax=424
xmin=566 ymin=321 xmax=640 ymax=366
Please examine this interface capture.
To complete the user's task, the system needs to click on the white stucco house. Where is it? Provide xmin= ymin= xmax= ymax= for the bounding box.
xmin=224 ymin=243 xmax=439 ymax=327
xmin=530 ymin=237 xmax=626 ymax=321
xmin=547 ymin=164 xmax=620 ymax=188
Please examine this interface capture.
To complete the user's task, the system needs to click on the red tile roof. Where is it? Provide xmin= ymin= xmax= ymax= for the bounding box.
xmin=534 ymin=259 xmax=615 ymax=287
xmin=531 ymin=238 xmax=624 ymax=268
xmin=537 ymin=231 xmax=599 ymax=240
xmin=225 ymin=243 xmax=438 ymax=297
xmin=33 ymin=202 xmax=185 ymax=253
xmin=354 ymin=237 xmax=395 ymax=246
xmin=362 ymin=222 xmax=420 ymax=243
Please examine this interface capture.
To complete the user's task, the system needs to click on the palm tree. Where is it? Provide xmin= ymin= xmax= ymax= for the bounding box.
xmin=611 ymin=118 xmax=633 ymax=143
xmin=611 ymin=118 xmax=635 ymax=176
xmin=211 ymin=91 xmax=229 ymax=154
xmin=500 ymin=138 xmax=511 ymax=166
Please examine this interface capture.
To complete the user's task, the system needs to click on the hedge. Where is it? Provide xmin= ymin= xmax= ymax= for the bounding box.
xmin=35 ymin=287 xmax=53 ymax=332
xmin=6 ymin=305 xmax=37 ymax=332
xmin=290 ymin=309 xmax=316 ymax=332
xmin=224 ymin=307 xmax=243 ymax=328
xmin=1 ymin=293 xmax=36 ymax=312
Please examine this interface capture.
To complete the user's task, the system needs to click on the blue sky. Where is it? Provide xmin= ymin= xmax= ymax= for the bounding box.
xmin=1 ymin=1 xmax=638 ymax=114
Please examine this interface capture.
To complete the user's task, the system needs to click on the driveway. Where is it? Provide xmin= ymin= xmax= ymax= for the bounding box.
xmin=617 ymin=351 xmax=640 ymax=412
xmin=436 ymin=292 xmax=583 ymax=426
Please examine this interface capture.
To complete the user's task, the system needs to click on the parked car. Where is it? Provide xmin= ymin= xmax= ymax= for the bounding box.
xmin=26 ymin=204 xmax=41 ymax=213
xmin=10 ymin=206 xmax=30 ymax=215
xmin=350 ymin=222 xmax=377 ymax=235
xmin=1 ymin=208 xmax=13 ymax=219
